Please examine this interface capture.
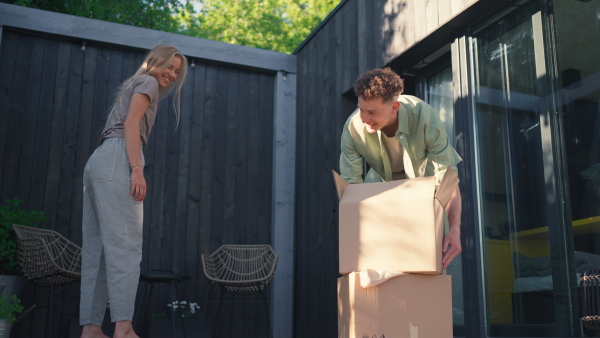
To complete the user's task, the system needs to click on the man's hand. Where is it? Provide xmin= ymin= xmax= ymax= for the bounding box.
xmin=442 ymin=185 xmax=462 ymax=269
xmin=442 ymin=226 xmax=461 ymax=269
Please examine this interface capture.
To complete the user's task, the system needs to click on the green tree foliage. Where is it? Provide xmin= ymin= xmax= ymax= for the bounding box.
xmin=2 ymin=0 xmax=192 ymax=33
xmin=182 ymin=0 xmax=340 ymax=53
xmin=1 ymin=0 xmax=339 ymax=54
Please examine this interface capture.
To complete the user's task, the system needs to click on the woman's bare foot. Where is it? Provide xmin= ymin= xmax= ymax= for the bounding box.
xmin=113 ymin=320 xmax=139 ymax=338
xmin=81 ymin=324 xmax=109 ymax=338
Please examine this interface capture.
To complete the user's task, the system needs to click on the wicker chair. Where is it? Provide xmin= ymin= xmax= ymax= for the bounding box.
xmin=12 ymin=224 xmax=82 ymax=337
xmin=200 ymin=245 xmax=278 ymax=337
xmin=581 ymin=269 xmax=600 ymax=330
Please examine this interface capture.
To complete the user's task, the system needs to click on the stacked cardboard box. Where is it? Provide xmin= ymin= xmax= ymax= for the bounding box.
xmin=333 ymin=169 xmax=458 ymax=338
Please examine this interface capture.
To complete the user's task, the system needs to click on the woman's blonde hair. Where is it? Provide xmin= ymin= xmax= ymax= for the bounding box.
xmin=106 ymin=44 xmax=188 ymax=128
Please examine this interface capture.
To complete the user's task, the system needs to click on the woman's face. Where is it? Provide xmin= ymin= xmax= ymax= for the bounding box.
xmin=152 ymin=56 xmax=182 ymax=88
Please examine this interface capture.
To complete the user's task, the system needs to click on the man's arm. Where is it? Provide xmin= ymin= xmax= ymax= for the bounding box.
xmin=340 ymin=120 xmax=365 ymax=184
xmin=442 ymin=185 xmax=462 ymax=269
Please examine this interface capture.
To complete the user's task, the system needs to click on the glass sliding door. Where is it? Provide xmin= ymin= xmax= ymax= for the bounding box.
xmin=552 ymin=0 xmax=600 ymax=336
xmin=471 ymin=1 xmax=577 ymax=336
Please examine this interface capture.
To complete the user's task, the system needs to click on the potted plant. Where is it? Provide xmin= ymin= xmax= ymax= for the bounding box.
xmin=0 ymin=294 xmax=24 ymax=338
xmin=0 ymin=197 xmax=46 ymax=335
xmin=0 ymin=197 xmax=46 ymax=275
xmin=148 ymin=300 xmax=203 ymax=338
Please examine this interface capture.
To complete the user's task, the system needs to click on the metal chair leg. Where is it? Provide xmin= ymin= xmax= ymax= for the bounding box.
xmin=171 ymin=281 xmax=186 ymax=338
xmin=213 ymin=291 xmax=225 ymax=337
xmin=200 ymin=283 xmax=213 ymax=336
xmin=133 ymin=282 xmax=147 ymax=332
xmin=166 ymin=281 xmax=178 ymax=338
xmin=46 ymin=283 xmax=54 ymax=338
xmin=259 ymin=290 xmax=272 ymax=338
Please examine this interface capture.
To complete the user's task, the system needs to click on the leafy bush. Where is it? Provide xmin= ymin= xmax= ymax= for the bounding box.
xmin=0 ymin=198 xmax=46 ymax=275
xmin=0 ymin=294 xmax=24 ymax=323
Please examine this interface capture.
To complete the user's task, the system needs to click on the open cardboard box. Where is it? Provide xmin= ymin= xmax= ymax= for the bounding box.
xmin=333 ymin=168 xmax=459 ymax=274
xmin=338 ymin=272 xmax=452 ymax=338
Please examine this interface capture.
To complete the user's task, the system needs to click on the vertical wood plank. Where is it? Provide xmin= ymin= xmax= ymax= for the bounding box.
xmin=342 ymin=1 xmax=358 ymax=91
xmin=172 ymin=63 xmax=194 ymax=276
xmin=414 ymin=0 xmax=427 ymax=42
xmin=43 ymin=40 xmax=71 ymax=230
xmin=211 ymin=66 xmax=227 ymax=249
xmin=2 ymin=34 xmax=32 ymax=203
xmin=201 ymin=65 xmax=217 ymax=251
xmin=213 ymin=68 xmax=229 ymax=265
xmin=305 ymin=38 xmax=319 ymax=337
xmin=160 ymin=96 xmax=181 ymax=271
xmin=146 ymin=98 xmax=168 ymax=273
xmin=56 ymin=43 xmax=84 ymax=237
xmin=0 ymin=31 xmax=18 ymax=200
xmin=90 ymin=48 xmax=111 ymax=154
xmin=257 ymin=73 xmax=274 ymax=246
xmin=69 ymin=44 xmax=99 ymax=244
xmin=185 ymin=62 xmax=206 ymax=305
xmin=357 ymin=0 xmax=368 ymax=74
xmin=29 ymin=39 xmax=59 ymax=214
xmin=370 ymin=0 xmax=382 ymax=68
xmin=381 ymin=0 xmax=395 ymax=65
xmin=293 ymin=42 xmax=310 ymax=336
xmin=233 ymin=70 xmax=249 ymax=246
xmin=222 ymin=69 xmax=238 ymax=246
xmin=228 ymin=70 xmax=243 ymax=333
xmin=245 ymin=72 xmax=260 ymax=245
xmin=438 ymin=0 xmax=453 ymax=24
xmin=394 ymin=0 xmax=416 ymax=56
xmin=425 ymin=0 xmax=440 ymax=34
xmin=15 ymin=36 xmax=44 ymax=209
xmin=451 ymin=0 xmax=466 ymax=17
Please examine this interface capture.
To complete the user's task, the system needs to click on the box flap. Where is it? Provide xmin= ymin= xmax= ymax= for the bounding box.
xmin=339 ymin=176 xmax=435 ymax=204
xmin=332 ymin=170 xmax=348 ymax=201
xmin=435 ymin=167 xmax=459 ymax=209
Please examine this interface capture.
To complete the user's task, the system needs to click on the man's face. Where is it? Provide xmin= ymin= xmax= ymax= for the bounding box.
xmin=357 ymin=96 xmax=399 ymax=134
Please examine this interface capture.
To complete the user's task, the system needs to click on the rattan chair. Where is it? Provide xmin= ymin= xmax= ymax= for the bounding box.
xmin=200 ymin=245 xmax=278 ymax=337
xmin=12 ymin=224 xmax=82 ymax=337
xmin=581 ymin=269 xmax=600 ymax=330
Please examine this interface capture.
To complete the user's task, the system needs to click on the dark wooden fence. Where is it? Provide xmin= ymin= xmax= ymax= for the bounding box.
xmin=0 ymin=27 xmax=277 ymax=337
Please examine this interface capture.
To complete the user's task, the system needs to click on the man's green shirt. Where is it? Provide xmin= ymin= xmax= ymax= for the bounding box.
xmin=340 ymin=95 xmax=462 ymax=185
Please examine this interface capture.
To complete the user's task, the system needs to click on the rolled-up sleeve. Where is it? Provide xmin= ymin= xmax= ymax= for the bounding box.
xmin=340 ymin=121 xmax=364 ymax=184
xmin=423 ymin=107 xmax=462 ymax=184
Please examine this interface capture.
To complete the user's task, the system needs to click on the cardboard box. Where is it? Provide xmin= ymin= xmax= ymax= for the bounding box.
xmin=338 ymin=272 xmax=452 ymax=338
xmin=333 ymin=168 xmax=459 ymax=274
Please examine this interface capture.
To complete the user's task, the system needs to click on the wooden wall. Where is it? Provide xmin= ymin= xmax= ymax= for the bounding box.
xmin=293 ymin=0 xmax=489 ymax=337
xmin=0 ymin=28 xmax=276 ymax=337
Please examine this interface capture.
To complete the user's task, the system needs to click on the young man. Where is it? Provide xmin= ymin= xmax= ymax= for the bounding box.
xmin=340 ymin=68 xmax=463 ymax=268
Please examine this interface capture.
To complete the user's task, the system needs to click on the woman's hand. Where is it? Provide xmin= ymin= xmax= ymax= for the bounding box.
xmin=129 ymin=166 xmax=146 ymax=201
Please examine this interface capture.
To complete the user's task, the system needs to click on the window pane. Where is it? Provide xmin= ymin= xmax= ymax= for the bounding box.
xmin=472 ymin=2 xmax=568 ymax=336
xmin=426 ymin=66 xmax=463 ymax=325
xmin=553 ymin=0 xmax=600 ymax=335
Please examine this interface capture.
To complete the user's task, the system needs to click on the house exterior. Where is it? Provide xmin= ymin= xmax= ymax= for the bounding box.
xmin=294 ymin=0 xmax=600 ymax=337
xmin=1 ymin=0 xmax=599 ymax=337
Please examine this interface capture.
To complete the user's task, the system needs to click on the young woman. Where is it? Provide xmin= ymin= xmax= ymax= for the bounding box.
xmin=80 ymin=44 xmax=188 ymax=338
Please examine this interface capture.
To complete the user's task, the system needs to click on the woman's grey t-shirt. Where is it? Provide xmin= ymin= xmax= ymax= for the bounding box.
xmin=101 ymin=75 xmax=160 ymax=149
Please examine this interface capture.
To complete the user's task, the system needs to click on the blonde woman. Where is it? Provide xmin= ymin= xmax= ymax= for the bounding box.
xmin=80 ymin=44 xmax=188 ymax=338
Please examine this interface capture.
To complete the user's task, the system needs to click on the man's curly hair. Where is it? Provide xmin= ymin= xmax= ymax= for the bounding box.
xmin=353 ymin=68 xmax=404 ymax=102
